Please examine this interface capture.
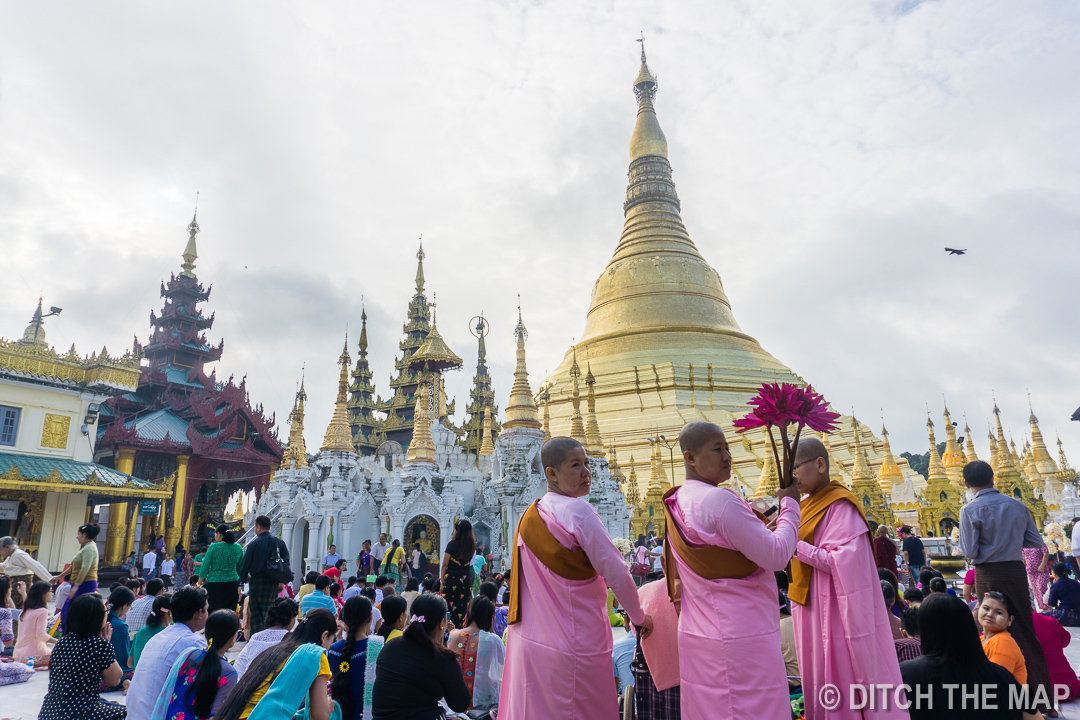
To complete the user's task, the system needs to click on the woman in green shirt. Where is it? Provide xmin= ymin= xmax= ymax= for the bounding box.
xmin=132 ymin=595 xmax=171 ymax=668
xmin=60 ymin=523 xmax=100 ymax=633
xmin=202 ymin=524 xmax=244 ymax=614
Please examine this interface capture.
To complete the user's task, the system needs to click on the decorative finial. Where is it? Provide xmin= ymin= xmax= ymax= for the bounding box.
xmin=637 ymin=31 xmax=646 ymax=63
xmin=181 ymin=197 xmax=200 ymax=278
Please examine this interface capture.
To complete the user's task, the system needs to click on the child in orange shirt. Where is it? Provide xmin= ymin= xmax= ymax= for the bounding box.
xmin=979 ymin=591 xmax=1027 ymax=684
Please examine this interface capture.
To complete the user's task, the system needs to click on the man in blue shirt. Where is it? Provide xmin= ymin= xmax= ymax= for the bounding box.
xmin=300 ymin=575 xmax=337 ymax=617
xmin=323 ymin=545 xmax=341 ymax=570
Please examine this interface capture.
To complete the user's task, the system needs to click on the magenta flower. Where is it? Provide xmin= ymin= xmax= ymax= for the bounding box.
xmin=734 ymin=382 xmax=841 ymax=490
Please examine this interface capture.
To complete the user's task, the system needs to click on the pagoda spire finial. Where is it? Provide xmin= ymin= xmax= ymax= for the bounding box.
xmin=503 ymin=301 xmax=541 ymax=430
xmin=479 ymin=404 xmax=495 ymax=456
xmin=964 ymin=416 xmax=980 ymax=463
xmin=181 ymin=196 xmax=200 ymax=279
xmin=878 ymin=417 xmax=904 ymax=493
xmin=415 ymin=237 xmax=426 ymax=293
xmin=321 ymin=333 xmax=355 ymax=453
xmin=630 ymin=36 xmax=666 ymax=160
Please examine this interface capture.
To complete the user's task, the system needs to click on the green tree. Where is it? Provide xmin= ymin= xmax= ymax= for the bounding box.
xmin=901 ymin=442 xmax=946 ymax=479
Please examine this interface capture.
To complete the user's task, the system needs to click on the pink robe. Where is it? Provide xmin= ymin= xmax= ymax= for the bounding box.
xmin=499 ymin=492 xmax=645 ymax=720
xmin=792 ymin=501 xmax=905 ymax=719
xmin=665 ymin=479 xmax=800 ymax=720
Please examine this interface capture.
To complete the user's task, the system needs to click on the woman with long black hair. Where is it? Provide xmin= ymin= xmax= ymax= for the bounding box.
xmin=371 ymin=593 xmax=470 ymax=719
xmin=899 ymin=593 xmax=1039 ymax=719
xmin=329 ymin=596 xmax=385 ymax=720
xmin=440 ymin=520 xmax=475 ymax=627
xmin=149 ymin=609 xmax=240 ymax=720
xmin=215 ymin=608 xmax=339 ymax=720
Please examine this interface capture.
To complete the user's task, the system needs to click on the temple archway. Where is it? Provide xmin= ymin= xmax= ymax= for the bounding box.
xmin=404 ymin=514 xmax=440 ymax=577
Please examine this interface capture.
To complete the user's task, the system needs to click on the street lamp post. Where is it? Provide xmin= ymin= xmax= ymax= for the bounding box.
xmin=648 ymin=434 xmax=679 ymax=486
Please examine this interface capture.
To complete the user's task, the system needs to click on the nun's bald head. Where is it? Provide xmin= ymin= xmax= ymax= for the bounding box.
xmin=679 ymin=422 xmax=732 ymax=486
xmin=678 ymin=421 xmax=724 ymax=454
xmin=794 ymin=437 xmax=830 ymax=471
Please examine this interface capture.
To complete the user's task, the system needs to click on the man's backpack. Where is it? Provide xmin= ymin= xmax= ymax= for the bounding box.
xmin=264 ymin=536 xmax=292 ymax=584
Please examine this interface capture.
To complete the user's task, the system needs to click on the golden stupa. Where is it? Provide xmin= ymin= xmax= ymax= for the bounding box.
xmin=541 ymin=46 xmax=807 ymax=485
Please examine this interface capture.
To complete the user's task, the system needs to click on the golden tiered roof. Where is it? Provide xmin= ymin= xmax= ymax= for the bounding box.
xmin=584 ymin=363 xmax=604 ymax=457
xmin=321 ymin=337 xmax=355 ymax=453
xmin=567 ymin=348 xmax=587 ymax=446
xmin=502 ymin=306 xmax=542 ymax=431
xmin=877 ymin=424 xmax=905 ymax=493
xmin=347 ymin=308 xmax=381 ymax=454
xmin=281 ymin=377 xmax=309 ymax=469
xmin=478 ymin=405 xmax=495 ymax=457
xmin=941 ymin=404 xmax=966 ymax=494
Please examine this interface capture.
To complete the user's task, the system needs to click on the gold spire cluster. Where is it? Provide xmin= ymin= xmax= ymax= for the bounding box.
xmin=281 ymin=377 xmax=309 ymax=469
xmin=321 ymin=337 xmax=355 ymax=453
xmin=753 ymin=447 xmax=778 ymax=499
xmin=502 ymin=305 xmax=542 ymax=430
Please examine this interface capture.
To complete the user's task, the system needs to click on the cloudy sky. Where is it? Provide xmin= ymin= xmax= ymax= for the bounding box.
xmin=2 ymin=0 xmax=1078 ymax=464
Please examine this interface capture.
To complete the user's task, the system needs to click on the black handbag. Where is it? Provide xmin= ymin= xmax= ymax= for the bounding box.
xmin=264 ymin=537 xmax=292 ymax=583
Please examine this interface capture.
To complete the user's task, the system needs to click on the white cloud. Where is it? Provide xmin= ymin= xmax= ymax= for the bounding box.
xmin=1 ymin=0 xmax=1077 ymax=464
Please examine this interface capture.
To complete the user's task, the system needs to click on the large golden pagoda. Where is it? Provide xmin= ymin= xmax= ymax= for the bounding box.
xmin=541 ymin=46 xmax=812 ymax=487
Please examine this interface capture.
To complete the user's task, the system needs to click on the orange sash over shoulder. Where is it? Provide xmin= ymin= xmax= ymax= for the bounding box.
xmin=662 ymin=486 xmax=765 ymax=606
xmin=507 ymin=499 xmax=597 ymax=626
xmin=788 ymin=480 xmax=868 ymax=607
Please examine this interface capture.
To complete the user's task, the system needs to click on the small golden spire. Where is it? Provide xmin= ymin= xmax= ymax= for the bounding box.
xmin=822 ymin=433 xmax=848 ymax=488
xmin=281 ymin=373 xmax=309 ymax=469
xmin=926 ymin=415 xmax=949 ymax=484
xmin=964 ymin=418 xmax=980 ymax=463
xmin=1058 ymin=435 xmax=1078 ymax=483
xmin=753 ymin=447 xmax=778 ymax=498
xmin=181 ymin=201 xmax=199 ymax=278
xmin=878 ymin=423 xmax=904 ymax=493
xmin=568 ymin=346 xmax=587 ymax=445
xmin=321 ymin=335 xmax=355 ymax=453
xmin=941 ymin=403 xmax=966 ymax=493
xmin=1028 ymin=401 xmax=1060 ymax=478
xmin=648 ymin=439 xmax=669 ymax=491
xmin=540 ymin=383 xmax=552 ymax=441
xmin=503 ymin=301 xmax=542 ymax=430
xmin=479 ymin=404 xmax=495 ymax=456
xmin=584 ymin=361 xmax=604 ymax=457
xmin=406 ymin=375 xmax=437 ymax=464
xmin=625 ymin=454 xmax=641 ymax=506
xmin=19 ymin=297 xmax=48 ymax=347
xmin=850 ymin=417 xmax=874 ymax=483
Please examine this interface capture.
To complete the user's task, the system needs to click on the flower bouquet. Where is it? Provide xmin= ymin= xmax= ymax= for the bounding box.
xmin=733 ymin=383 xmax=841 ymax=489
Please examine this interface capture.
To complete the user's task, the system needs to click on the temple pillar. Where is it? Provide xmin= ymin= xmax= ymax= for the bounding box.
xmin=123 ymin=502 xmax=137 ymax=562
xmin=166 ymin=455 xmax=190 ymax=552
xmin=307 ymin=517 xmax=324 ymax=573
xmin=106 ymin=450 xmax=137 ymax=566
xmin=340 ymin=519 xmax=354 ymax=569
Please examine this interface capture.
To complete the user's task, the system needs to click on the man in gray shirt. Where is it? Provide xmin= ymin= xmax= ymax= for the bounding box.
xmin=959 ymin=459 xmax=1050 ymax=710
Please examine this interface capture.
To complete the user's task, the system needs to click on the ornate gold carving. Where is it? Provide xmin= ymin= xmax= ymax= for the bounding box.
xmin=40 ymin=414 xmax=71 ymax=449
xmin=0 ymin=461 xmax=174 ymax=498
xmin=0 ymin=338 xmax=140 ymax=390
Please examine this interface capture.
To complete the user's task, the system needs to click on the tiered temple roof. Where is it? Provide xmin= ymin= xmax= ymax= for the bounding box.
xmin=347 ymin=309 xmax=381 ymax=454
xmin=96 ymin=214 xmax=283 ymax=487
xmin=460 ymin=315 xmax=500 ymax=457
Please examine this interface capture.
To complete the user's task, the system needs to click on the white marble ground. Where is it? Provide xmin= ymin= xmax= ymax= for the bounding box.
xmin=6 ymin=629 xmax=1080 ymax=718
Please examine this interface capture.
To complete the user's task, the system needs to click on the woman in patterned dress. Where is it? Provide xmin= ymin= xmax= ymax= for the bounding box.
xmin=1025 ymin=545 xmax=1051 ymax=611
xmin=38 ymin=594 xmax=127 ymax=720
xmin=148 ymin=610 xmax=239 ymax=720
xmin=441 ymin=520 xmax=476 ymax=628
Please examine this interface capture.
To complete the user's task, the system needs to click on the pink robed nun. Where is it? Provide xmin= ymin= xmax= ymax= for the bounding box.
xmin=666 ymin=479 xmax=801 ymax=719
xmin=499 ymin=491 xmax=646 ymax=720
xmin=792 ymin=500 xmax=906 ymax=719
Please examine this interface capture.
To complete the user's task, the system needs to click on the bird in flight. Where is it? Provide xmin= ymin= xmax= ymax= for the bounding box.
xmin=945 ymin=248 xmax=967 ymax=255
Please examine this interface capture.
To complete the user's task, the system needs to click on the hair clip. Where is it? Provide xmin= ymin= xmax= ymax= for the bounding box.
xmin=207 ymin=638 xmax=213 ymax=648
xmin=409 ymin=615 xmax=425 ymax=624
